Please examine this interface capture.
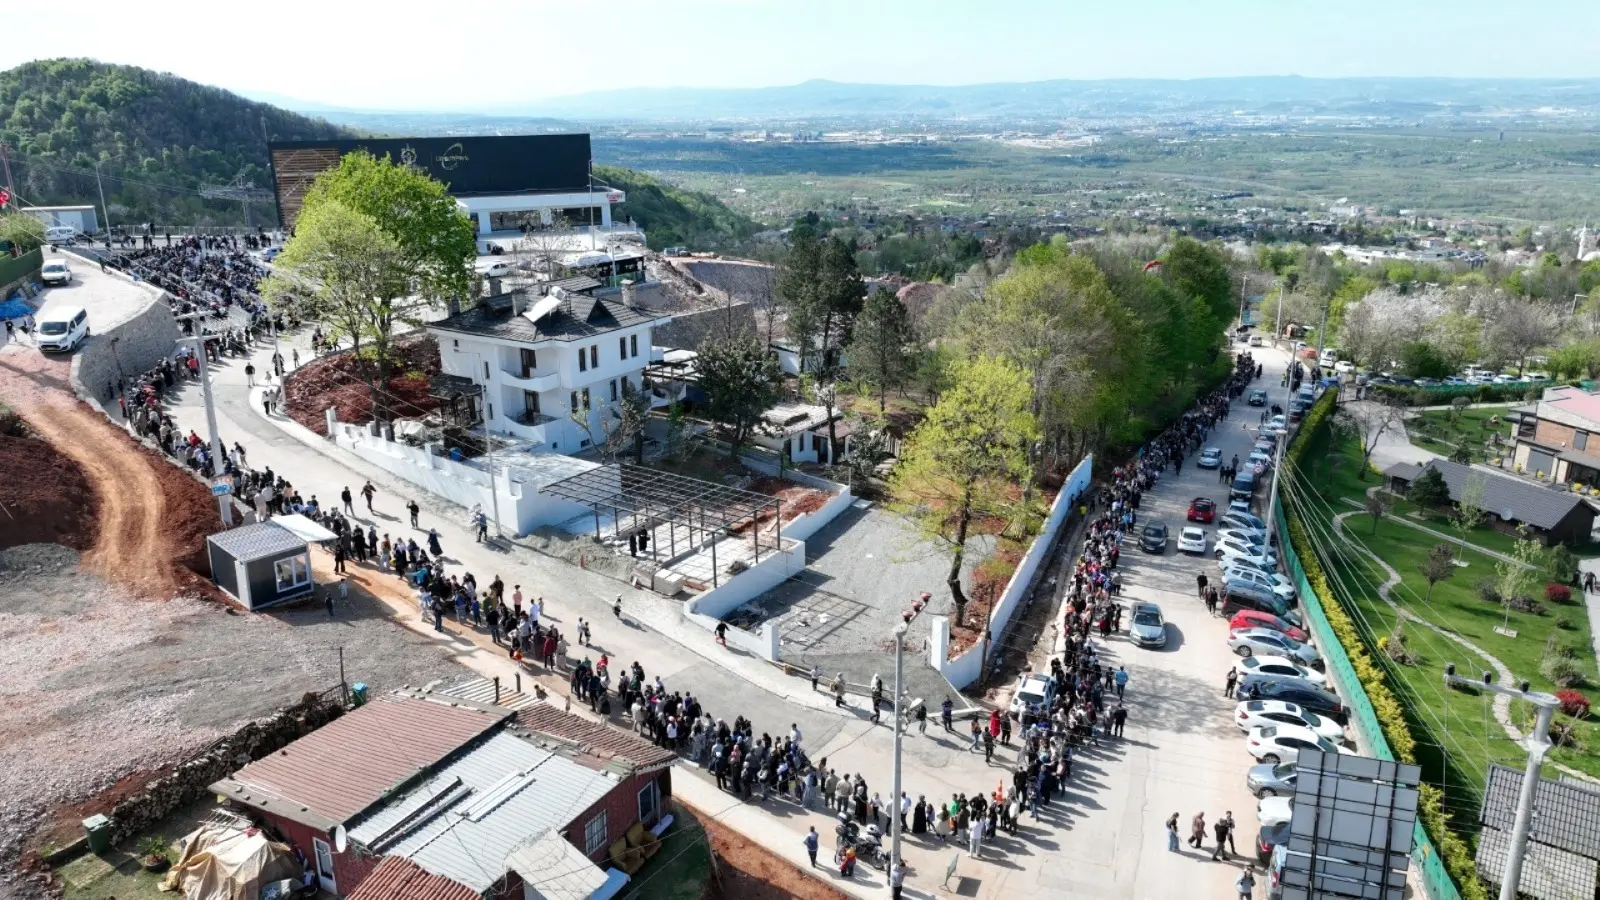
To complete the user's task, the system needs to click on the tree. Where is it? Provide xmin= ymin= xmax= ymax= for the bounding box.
xmin=602 ymin=385 xmax=651 ymax=465
xmin=1162 ymin=237 xmax=1235 ymax=322
xmin=813 ymin=236 xmax=867 ymax=453
xmin=848 ymin=286 xmax=913 ymax=413
xmin=1477 ymin=292 xmax=1559 ymax=375
xmin=1341 ymin=404 xmax=1407 ymax=480
xmin=1406 ymin=467 xmax=1450 ymax=508
xmin=696 ymin=333 xmax=781 ymax=454
xmin=1451 ymin=473 xmax=1488 ymax=557
xmin=774 ymin=226 xmax=822 ymax=370
xmin=1366 ymin=492 xmax=1392 ymax=536
xmin=1419 ymin=543 xmax=1456 ymax=602
xmin=0 ymin=211 xmax=45 ymax=254
xmin=890 ymin=356 xmax=1039 ymax=626
xmin=1399 ymin=340 xmax=1453 ymax=379
xmin=260 ymin=201 xmax=411 ymax=421
xmin=1496 ymin=527 xmax=1543 ymax=634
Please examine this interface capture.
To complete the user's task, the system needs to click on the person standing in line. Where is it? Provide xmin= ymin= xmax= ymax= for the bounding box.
xmin=1224 ymin=668 xmax=1238 ymax=699
xmin=803 ymin=827 xmax=819 ymax=867
xmin=1166 ymin=812 xmax=1181 ymax=851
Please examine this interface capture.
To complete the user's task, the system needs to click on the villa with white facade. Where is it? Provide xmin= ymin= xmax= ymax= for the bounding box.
xmin=427 ymin=287 xmax=668 ymax=454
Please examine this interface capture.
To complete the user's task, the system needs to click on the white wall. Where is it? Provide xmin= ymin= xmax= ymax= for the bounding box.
xmin=681 ymin=541 xmax=804 ymax=662
xmin=932 ymin=453 xmax=1095 ymax=690
xmin=327 ymin=418 xmax=589 ymax=536
xmin=779 ymin=484 xmax=855 ymax=543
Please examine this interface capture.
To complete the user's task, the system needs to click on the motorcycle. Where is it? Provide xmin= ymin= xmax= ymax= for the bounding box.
xmin=835 ymin=814 xmax=887 ymax=870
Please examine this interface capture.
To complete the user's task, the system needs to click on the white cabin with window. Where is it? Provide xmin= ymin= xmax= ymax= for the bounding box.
xmin=428 ymin=288 xmax=667 ymax=454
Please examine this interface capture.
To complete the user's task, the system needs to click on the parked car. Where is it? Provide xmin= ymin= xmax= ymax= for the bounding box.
xmin=1238 ymin=677 xmax=1343 ymax=721
xmin=1248 ymin=389 xmax=1269 ymax=407
xmin=1228 ymin=498 xmax=1252 ymax=518
xmin=1220 ymin=511 xmax=1267 ymax=533
xmin=1199 ymin=447 xmax=1223 ymax=469
xmin=1247 ymin=724 xmax=1344 ymax=765
xmin=1009 ymin=673 xmax=1057 ymax=717
xmin=1216 ymin=537 xmax=1277 ymax=567
xmin=1257 ymin=822 xmax=1291 ymax=867
xmin=1230 ymin=610 xmax=1308 ymax=643
xmin=1230 ymin=472 xmax=1258 ymax=503
xmin=1257 ymin=795 xmax=1295 ymax=827
xmin=1220 ymin=555 xmax=1282 ymax=583
xmin=1221 ymin=580 xmax=1292 ymax=619
xmin=1177 ymin=526 xmax=1208 ymax=555
xmin=1237 ymin=655 xmax=1327 ymax=687
xmin=1224 ymin=568 xmax=1297 ymax=603
xmin=1187 ymin=497 xmax=1216 ymax=524
xmin=1229 ymin=628 xmax=1320 ymax=667
xmin=1139 ymin=522 xmax=1169 ymax=554
xmin=40 ymin=259 xmax=71 ymax=286
xmin=1217 ymin=526 xmax=1267 ymax=547
xmin=1246 ymin=761 xmax=1299 ymax=798
xmin=1235 ymin=700 xmax=1344 ymax=742
xmin=1129 ymin=602 xmax=1167 ymax=648
xmin=261 ymin=246 xmax=282 ymax=261
xmin=1334 ymin=361 xmax=1355 ymax=374
xmin=1247 ymin=450 xmax=1273 ymax=471
xmin=477 ymin=260 xmax=515 ymax=278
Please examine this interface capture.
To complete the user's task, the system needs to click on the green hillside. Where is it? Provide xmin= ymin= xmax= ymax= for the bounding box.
xmin=0 ymin=58 xmax=352 ymax=227
xmin=593 ymin=164 xmax=761 ymax=250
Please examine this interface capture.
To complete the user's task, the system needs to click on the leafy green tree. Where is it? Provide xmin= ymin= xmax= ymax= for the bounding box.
xmin=774 ymin=227 xmax=822 ymax=368
xmin=261 ymin=201 xmax=413 ymax=421
xmin=1163 ymin=237 xmax=1235 ymax=322
xmin=847 ymin=286 xmax=913 ymax=413
xmin=696 ymin=333 xmax=781 ymax=454
xmin=0 ymin=212 xmax=45 ymax=253
xmin=815 ymin=235 xmax=866 ymax=450
xmin=1399 ymin=340 xmax=1453 ymax=379
xmin=1547 ymin=340 xmax=1600 ymax=381
xmin=298 ymin=151 xmax=476 ymax=304
xmin=890 ymin=356 xmax=1039 ymax=625
xmin=1406 ymin=467 xmax=1451 ymax=508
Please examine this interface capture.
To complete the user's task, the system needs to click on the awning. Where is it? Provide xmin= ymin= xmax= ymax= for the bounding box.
xmin=270 ymin=513 xmax=338 ymax=543
xmin=506 ymin=829 xmax=610 ymax=900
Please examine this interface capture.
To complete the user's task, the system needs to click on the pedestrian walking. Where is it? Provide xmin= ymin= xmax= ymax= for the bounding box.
xmin=1197 ymin=572 xmax=1209 ymax=599
xmin=1235 ymin=869 xmax=1256 ymax=899
xmin=361 ymin=481 xmax=376 ymax=512
xmin=1189 ymin=812 xmax=1206 ymax=849
xmin=341 ymin=486 xmax=354 ymax=515
xmin=916 ymin=702 xmax=928 ymax=734
xmin=1114 ymin=666 xmax=1129 ymax=699
xmin=1212 ymin=815 xmax=1230 ymax=860
xmin=1166 ymin=813 xmax=1180 ymax=851
xmin=803 ymin=827 xmax=819 ymax=867
xmin=407 ymin=499 xmax=420 ymax=528
xmin=714 ymin=620 xmax=728 ymax=646
xmin=832 ymin=674 xmax=846 ymax=708
xmin=1222 ymin=811 xmax=1237 ymax=855
xmin=613 ymin=595 xmax=624 ymax=622
xmin=941 ymin=697 xmax=954 ymax=732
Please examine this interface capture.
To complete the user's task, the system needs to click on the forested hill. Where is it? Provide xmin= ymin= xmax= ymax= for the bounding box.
xmin=0 ymin=59 xmax=353 ymax=227
xmin=593 ymin=164 xmax=761 ymax=250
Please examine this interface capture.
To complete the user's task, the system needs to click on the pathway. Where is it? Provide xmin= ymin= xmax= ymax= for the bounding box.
xmin=1338 ymin=497 xmax=1535 ymax=569
xmin=1573 ymin=558 xmax=1600 ymax=679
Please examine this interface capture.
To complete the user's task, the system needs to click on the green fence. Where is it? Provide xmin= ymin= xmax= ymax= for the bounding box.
xmin=0 ymin=248 xmax=42 ymax=293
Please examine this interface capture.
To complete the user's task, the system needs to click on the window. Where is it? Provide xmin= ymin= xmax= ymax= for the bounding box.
xmin=570 ymin=391 xmax=579 ymax=413
xmin=582 ymin=388 xmax=591 ymax=410
xmin=520 ymin=348 xmax=537 ymax=377
xmin=483 ymin=361 xmax=490 ymax=380
xmin=610 ymin=379 xmax=618 ymax=402
xmin=622 ymin=376 xmax=633 ymax=395
xmin=589 ymin=345 xmax=599 ymax=369
xmin=620 ymin=337 xmax=628 ymax=359
xmin=630 ymin=334 xmax=639 ymax=358
xmin=583 ymin=812 xmax=608 ymax=855
xmin=274 ymin=554 xmax=310 ymax=590
xmin=579 ymin=348 xmax=587 ymax=372
xmin=638 ymin=781 xmax=659 ymax=824
xmin=1578 ymin=431 xmax=1590 ymax=451
xmin=1518 ymin=417 xmax=1537 ymax=440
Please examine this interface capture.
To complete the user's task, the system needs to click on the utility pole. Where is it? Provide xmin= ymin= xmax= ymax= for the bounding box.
xmin=1443 ymin=667 xmax=1559 ymax=900
xmin=889 ymin=622 xmax=907 ymax=876
xmin=174 ymin=312 xmax=234 ymax=526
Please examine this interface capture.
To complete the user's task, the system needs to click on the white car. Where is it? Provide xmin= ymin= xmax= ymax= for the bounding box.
xmin=40 ymin=259 xmax=71 ymax=285
xmin=1225 ymin=568 xmax=1298 ymax=602
xmin=1216 ymin=539 xmax=1277 ymax=569
xmin=1217 ymin=526 xmax=1267 ymax=548
xmin=1177 ymin=526 xmax=1207 ymax=555
xmin=1247 ymin=723 xmax=1344 ymax=765
xmin=1258 ymin=795 xmax=1294 ymax=827
xmin=477 ymin=260 xmax=515 ymax=278
xmin=1334 ymin=360 xmax=1355 ymax=374
xmin=1235 ymin=700 xmax=1344 ymax=743
xmin=1228 ymin=629 xmax=1321 ymax=668
xmin=1008 ymin=673 xmax=1057 ymax=717
xmin=1247 ymin=450 xmax=1273 ymax=471
xmin=1220 ymin=555 xmax=1280 ymax=581
xmin=1228 ymin=499 xmax=1252 ymax=517
xmin=1237 ymin=655 xmax=1327 ymax=687
xmin=1249 ymin=334 xmax=1265 ymax=347
xmin=261 ymin=246 xmax=282 ymax=261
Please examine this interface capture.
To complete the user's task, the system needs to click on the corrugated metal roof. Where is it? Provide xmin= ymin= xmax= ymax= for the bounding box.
xmin=429 ymin=677 xmax=540 ymax=712
xmin=516 ymin=704 xmax=678 ymax=772
xmin=220 ymin=696 xmax=508 ymax=825
xmin=507 ymin=829 xmax=609 ymax=900
xmin=1385 ymin=459 xmax=1594 ymax=531
xmin=346 ymin=856 xmax=482 ymax=900
xmin=347 ymin=730 xmax=616 ymax=893
xmin=207 ymin=522 xmax=305 ymax=563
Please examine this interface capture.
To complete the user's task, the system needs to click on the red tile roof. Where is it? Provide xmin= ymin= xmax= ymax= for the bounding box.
xmin=224 ymin=696 xmax=507 ymax=824
xmin=346 ymin=856 xmax=482 ymax=900
xmin=516 ymin=704 xmax=678 ymax=771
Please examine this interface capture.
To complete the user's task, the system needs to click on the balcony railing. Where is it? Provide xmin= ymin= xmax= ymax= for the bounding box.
xmin=513 ymin=411 xmax=558 ymax=427
xmin=502 ymin=368 xmax=562 ymax=393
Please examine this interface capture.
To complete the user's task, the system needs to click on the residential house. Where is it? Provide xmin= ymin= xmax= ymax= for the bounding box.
xmin=751 ymin=402 xmax=842 ymax=465
xmin=211 ymin=691 xmax=675 ymax=899
xmin=1382 ymin=458 xmax=1597 ymax=546
xmin=1510 ymin=386 xmax=1600 ymax=486
xmin=428 ymin=285 xmax=668 ymax=456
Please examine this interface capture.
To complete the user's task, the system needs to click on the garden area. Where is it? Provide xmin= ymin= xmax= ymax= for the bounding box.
xmin=1407 ymin=403 xmax=1513 ymax=466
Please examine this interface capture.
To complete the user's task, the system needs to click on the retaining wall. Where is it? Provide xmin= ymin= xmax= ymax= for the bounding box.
xmin=0 ymin=248 xmax=41 ymax=299
xmin=66 ymin=263 xmax=179 ymax=407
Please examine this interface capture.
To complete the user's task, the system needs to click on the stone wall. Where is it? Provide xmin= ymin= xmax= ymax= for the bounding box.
xmin=652 ymin=302 xmax=756 ymax=350
xmin=67 ymin=271 xmax=179 ymax=408
xmin=103 ymin=691 xmax=345 ymax=845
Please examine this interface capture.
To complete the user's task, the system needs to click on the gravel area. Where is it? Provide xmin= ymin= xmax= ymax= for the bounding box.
xmin=0 ymin=544 xmax=466 ymax=895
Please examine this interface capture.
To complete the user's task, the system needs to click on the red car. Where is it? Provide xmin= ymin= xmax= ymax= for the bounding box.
xmin=1229 ymin=610 xmax=1309 ymax=644
xmin=1187 ymin=497 xmax=1216 ymax=524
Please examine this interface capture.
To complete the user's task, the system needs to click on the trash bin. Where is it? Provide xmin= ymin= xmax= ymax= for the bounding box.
xmin=83 ymin=814 xmax=112 ymax=854
xmin=351 ymin=682 xmax=369 ymax=707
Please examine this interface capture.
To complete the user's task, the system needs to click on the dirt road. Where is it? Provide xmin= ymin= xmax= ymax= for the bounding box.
xmin=0 ymin=348 xmax=204 ymax=597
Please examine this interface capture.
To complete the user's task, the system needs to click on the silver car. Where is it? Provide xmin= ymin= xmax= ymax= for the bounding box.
xmin=1247 ymin=761 xmax=1298 ymax=797
xmin=1129 ymin=602 xmax=1166 ymax=648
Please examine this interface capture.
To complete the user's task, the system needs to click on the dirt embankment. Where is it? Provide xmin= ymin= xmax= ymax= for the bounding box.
xmin=284 ymin=335 xmax=442 ymax=435
xmin=698 ymin=809 xmax=848 ymax=900
xmin=0 ymin=413 xmax=97 ymax=552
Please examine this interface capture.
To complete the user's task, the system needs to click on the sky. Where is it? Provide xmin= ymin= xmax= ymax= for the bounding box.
xmin=5 ymin=0 xmax=1600 ymax=111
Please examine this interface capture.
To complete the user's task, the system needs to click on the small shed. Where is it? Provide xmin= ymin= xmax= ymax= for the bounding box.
xmin=207 ymin=521 xmax=316 ymax=609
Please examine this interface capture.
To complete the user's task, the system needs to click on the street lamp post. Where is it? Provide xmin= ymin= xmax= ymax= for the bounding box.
xmin=890 ymin=622 xmax=907 ymax=873
xmin=92 ymin=153 xmax=125 ymax=236
xmin=1443 ymin=667 xmax=1559 ymax=900
xmin=174 ymin=313 xmax=234 ymax=527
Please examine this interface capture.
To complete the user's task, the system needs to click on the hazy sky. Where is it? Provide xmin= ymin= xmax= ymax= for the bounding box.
xmin=5 ymin=0 xmax=1599 ymax=111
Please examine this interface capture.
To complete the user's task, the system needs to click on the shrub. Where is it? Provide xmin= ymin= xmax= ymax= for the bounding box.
xmin=1546 ymin=583 xmax=1574 ymax=604
xmin=1508 ymin=596 xmax=1548 ymax=616
xmin=1476 ymin=579 xmax=1502 ymax=604
xmin=1556 ymin=615 xmax=1577 ymax=631
xmin=1556 ymin=689 xmax=1591 ymax=719
xmin=1542 ymin=656 xmax=1586 ymax=688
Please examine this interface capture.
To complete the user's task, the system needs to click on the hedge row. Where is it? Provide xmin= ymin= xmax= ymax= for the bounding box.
xmin=1367 ymin=381 xmax=1541 ymax=408
xmin=1283 ymin=389 xmax=1486 ymax=900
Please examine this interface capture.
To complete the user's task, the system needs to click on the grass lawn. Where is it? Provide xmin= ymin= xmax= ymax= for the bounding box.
xmin=1409 ymin=405 xmax=1515 ymax=467
xmin=56 ymin=799 xmax=218 ymax=900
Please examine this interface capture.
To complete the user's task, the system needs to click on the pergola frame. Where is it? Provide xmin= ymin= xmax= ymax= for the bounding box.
xmin=539 ymin=464 xmax=782 ymax=587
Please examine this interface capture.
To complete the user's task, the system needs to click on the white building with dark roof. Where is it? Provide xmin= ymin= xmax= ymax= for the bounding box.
xmin=427 ymin=286 xmax=669 ymax=455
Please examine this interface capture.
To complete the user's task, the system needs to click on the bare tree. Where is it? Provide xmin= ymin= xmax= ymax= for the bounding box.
xmin=1478 ymin=292 xmax=1560 ymax=374
xmin=1338 ymin=404 xmax=1408 ymax=480
xmin=515 ymin=213 xmax=574 ymax=280
xmin=1419 ymin=542 xmax=1456 ymax=601
xmin=1366 ymin=492 xmax=1393 ymax=535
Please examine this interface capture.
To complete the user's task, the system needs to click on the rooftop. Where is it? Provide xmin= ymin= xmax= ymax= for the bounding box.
xmin=1383 ymin=459 xmax=1595 ymax=531
xmin=761 ymin=402 xmax=839 ymax=438
xmin=428 ymin=292 xmax=659 ymax=344
xmin=207 ymin=521 xmax=306 ymax=563
xmin=1541 ymin=386 xmax=1600 ymax=429
xmin=212 ymin=695 xmax=511 ymax=829
xmin=345 ymin=857 xmax=481 ymax=900
xmin=516 ymin=703 xmax=678 ymax=774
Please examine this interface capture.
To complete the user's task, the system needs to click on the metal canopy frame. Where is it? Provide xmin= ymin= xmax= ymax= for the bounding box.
xmin=539 ymin=464 xmax=782 ymax=586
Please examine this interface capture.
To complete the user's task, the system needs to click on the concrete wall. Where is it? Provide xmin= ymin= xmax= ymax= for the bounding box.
xmin=650 ymin=301 xmax=756 ymax=351
xmin=327 ymin=418 xmax=590 ymax=536
xmin=67 ymin=265 xmax=179 ymax=407
xmin=779 ymin=483 xmax=855 ymax=543
xmin=931 ymin=453 xmax=1095 ymax=690
xmin=680 ymin=539 xmax=803 ymax=661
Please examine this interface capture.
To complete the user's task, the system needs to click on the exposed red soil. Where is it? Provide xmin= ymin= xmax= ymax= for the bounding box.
xmin=697 ymin=808 xmax=849 ymax=900
xmin=0 ymin=351 xmax=222 ymax=600
xmin=947 ymin=481 xmax=1062 ymax=656
xmin=0 ymin=428 xmax=98 ymax=552
xmin=284 ymin=335 xmax=442 ymax=435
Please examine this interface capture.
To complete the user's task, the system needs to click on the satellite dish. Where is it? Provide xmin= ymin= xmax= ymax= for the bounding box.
xmin=332 ymin=824 xmax=347 ymax=853
xmin=1500 ymin=509 xmax=1515 ymax=522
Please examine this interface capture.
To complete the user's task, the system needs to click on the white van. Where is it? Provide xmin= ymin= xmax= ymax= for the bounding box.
xmin=1318 ymin=348 xmax=1338 ymax=368
xmin=37 ymin=305 xmax=89 ymax=353
xmin=44 ymin=225 xmax=78 ymax=244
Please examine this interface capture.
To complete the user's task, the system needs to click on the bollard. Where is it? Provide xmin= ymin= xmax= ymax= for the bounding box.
xmin=494 ymin=676 xmax=501 ymax=705
xmin=515 ymin=673 xmax=522 ymax=694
